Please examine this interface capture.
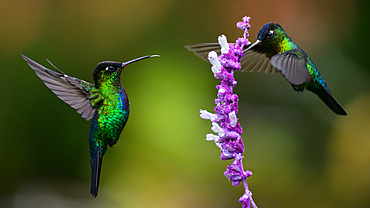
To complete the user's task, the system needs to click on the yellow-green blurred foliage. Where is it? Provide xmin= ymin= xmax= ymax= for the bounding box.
xmin=0 ymin=0 xmax=369 ymax=208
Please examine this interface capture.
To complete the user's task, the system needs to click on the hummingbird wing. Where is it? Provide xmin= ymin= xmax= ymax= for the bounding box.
xmin=241 ymin=44 xmax=278 ymax=74
xmin=270 ymin=49 xmax=311 ymax=85
xmin=185 ymin=43 xmax=278 ymax=74
xmin=21 ymin=54 xmax=102 ymax=121
xmin=185 ymin=43 xmax=221 ymax=62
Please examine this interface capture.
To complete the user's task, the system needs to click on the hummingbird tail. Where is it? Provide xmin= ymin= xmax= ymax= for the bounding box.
xmin=309 ymin=85 xmax=347 ymax=116
xmin=90 ymin=149 xmax=103 ymax=198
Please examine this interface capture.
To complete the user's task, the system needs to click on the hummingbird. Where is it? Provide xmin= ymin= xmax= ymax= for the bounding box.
xmin=186 ymin=23 xmax=347 ymax=115
xmin=21 ymin=54 xmax=159 ymax=197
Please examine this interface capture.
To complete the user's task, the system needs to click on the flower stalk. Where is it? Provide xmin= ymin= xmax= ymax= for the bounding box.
xmin=199 ymin=16 xmax=257 ymax=208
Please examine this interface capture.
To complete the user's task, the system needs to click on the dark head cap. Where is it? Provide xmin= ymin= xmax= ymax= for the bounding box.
xmin=244 ymin=23 xmax=286 ymax=52
xmin=257 ymin=23 xmax=284 ymax=41
xmin=93 ymin=61 xmax=123 ymax=82
xmin=93 ymin=55 xmax=160 ymax=85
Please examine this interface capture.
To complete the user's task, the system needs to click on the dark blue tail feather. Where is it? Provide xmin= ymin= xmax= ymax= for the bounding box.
xmin=309 ymin=85 xmax=347 ymax=116
xmin=90 ymin=149 xmax=102 ymax=198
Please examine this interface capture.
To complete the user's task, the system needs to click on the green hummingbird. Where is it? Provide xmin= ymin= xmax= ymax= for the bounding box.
xmin=186 ymin=22 xmax=347 ymax=115
xmin=21 ymin=54 xmax=159 ymax=197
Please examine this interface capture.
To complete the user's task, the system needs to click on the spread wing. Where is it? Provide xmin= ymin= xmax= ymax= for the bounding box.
xmin=270 ymin=49 xmax=311 ymax=85
xmin=21 ymin=54 xmax=102 ymax=121
xmin=185 ymin=43 xmax=278 ymax=74
xmin=185 ymin=43 xmax=222 ymax=62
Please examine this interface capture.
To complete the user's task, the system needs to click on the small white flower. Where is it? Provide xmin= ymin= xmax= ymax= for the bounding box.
xmin=206 ymin=133 xmax=219 ymax=142
xmin=208 ymin=51 xmax=221 ymax=73
xmin=211 ymin=122 xmax=225 ymax=137
xmin=199 ymin=109 xmax=217 ymax=121
xmin=229 ymin=111 xmax=237 ymax=127
xmin=218 ymin=34 xmax=229 ymax=54
xmin=206 ymin=134 xmax=221 ymax=149
xmin=206 ymin=134 xmax=222 ymax=149
xmin=218 ymin=87 xmax=226 ymax=94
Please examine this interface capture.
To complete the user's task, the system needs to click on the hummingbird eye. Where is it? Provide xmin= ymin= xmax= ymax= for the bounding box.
xmin=105 ymin=66 xmax=116 ymax=72
xmin=266 ymin=30 xmax=274 ymax=39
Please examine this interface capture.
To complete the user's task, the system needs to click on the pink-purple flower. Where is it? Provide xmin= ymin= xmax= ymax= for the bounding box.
xmin=199 ymin=16 xmax=257 ymax=208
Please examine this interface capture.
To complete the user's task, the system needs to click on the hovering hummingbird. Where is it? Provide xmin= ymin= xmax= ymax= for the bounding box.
xmin=186 ymin=22 xmax=347 ymax=115
xmin=21 ymin=54 xmax=159 ymax=197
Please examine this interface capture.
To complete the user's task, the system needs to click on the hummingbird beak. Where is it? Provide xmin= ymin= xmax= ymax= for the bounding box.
xmin=121 ymin=55 xmax=160 ymax=68
xmin=244 ymin=40 xmax=261 ymax=52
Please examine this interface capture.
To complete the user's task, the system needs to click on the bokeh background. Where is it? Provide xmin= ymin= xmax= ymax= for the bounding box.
xmin=0 ymin=0 xmax=369 ymax=207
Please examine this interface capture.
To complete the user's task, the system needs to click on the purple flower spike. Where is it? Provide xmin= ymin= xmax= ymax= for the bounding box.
xmin=199 ymin=16 xmax=257 ymax=208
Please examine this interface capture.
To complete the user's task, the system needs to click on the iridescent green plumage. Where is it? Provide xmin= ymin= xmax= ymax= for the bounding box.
xmin=21 ymin=54 xmax=158 ymax=198
xmin=247 ymin=23 xmax=346 ymax=115
xmin=186 ymin=23 xmax=346 ymax=115
xmin=88 ymin=61 xmax=130 ymax=198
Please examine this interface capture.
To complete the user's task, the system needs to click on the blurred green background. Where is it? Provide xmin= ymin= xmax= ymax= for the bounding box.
xmin=0 ymin=0 xmax=369 ymax=207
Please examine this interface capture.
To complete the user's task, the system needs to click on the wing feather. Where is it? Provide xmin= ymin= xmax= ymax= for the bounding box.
xmin=186 ymin=43 xmax=278 ymax=74
xmin=270 ymin=49 xmax=310 ymax=85
xmin=21 ymin=54 xmax=100 ymax=121
xmin=185 ymin=43 xmax=221 ymax=61
xmin=241 ymin=50 xmax=278 ymax=74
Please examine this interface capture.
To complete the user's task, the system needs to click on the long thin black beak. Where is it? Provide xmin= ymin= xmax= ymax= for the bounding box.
xmin=122 ymin=55 xmax=160 ymax=68
xmin=244 ymin=40 xmax=261 ymax=52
